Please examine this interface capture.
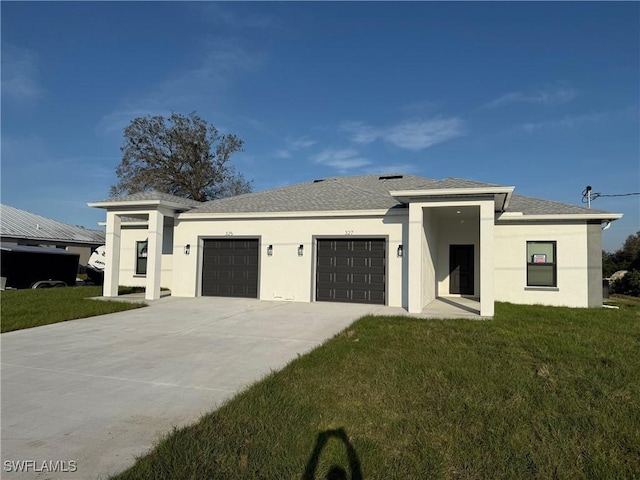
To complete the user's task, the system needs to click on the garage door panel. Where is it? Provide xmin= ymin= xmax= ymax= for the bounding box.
xmin=317 ymin=256 xmax=334 ymax=267
xmin=351 ymin=257 xmax=369 ymax=268
xmin=333 ymin=289 xmax=351 ymax=301
xmin=202 ymin=239 xmax=259 ymax=298
xmin=317 ymin=272 xmax=333 ymax=283
xmin=370 ymin=241 xmax=385 ymax=252
xmin=351 ymin=290 xmax=369 ymax=302
xmin=369 ymin=291 xmax=385 ymax=303
xmin=335 ymin=257 xmax=350 ymax=267
xmin=334 ymin=242 xmax=350 ymax=251
xmin=316 ymin=239 xmax=386 ymax=305
xmin=369 ymin=257 xmax=385 ymax=268
xmin=351 ymin=273 xmax=368 ymax=284
xmin=335 ymin=272 xmax=350 ymax=283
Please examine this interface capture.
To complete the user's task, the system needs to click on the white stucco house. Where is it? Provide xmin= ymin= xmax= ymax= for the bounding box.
xmin=89 ymin=174 xmax=622 ymax=317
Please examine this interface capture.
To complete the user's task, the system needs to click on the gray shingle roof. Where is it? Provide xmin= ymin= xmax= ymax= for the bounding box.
xmin=0 ymin=204 xmax=105 ymax=244
xmin=186 ymin=174 xmax=616 ymax=217
xmin=188 ymin=175 xmax=439 ymax=214
xmin=507 ymin=194 xmax=609 ymax=216
xmin=93 ymin=190 xmax=202 ymax=208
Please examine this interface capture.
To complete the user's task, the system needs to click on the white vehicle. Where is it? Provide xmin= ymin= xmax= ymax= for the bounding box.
xmin=86 ymin=245 xmax=106 ymax=285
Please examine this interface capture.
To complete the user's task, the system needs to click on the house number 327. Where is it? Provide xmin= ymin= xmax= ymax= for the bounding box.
xmin=345 ymin=230 xmax=353 ymax=235
xmin=225 ymin=231 xmax=234 ymax=236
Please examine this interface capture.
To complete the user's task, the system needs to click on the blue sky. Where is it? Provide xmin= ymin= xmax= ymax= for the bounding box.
xmin=2 ymin=2 xmax=638 ymax=251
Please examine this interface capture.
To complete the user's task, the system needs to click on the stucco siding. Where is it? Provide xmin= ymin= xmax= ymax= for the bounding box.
xmin=494 ymin=222 xmax=590 ymax=307
xmin=171 ymin=215 xmax=407 ymax=307
xmin=421 ymin=209 xmax=437 ymax=306
xmin=586 ymin=222 xmax=603 ymax=307
xmin=119 ymin=226 xmax=173 ymax=289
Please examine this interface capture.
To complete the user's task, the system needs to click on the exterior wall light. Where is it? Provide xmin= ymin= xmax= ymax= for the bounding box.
xmin=267 ymin=245 xmax=273 ymax=256
xmin=184 ymin=244 xmax=191 ymax=255
xmin=397 ymin=245 xmax=404 ymax=257
xmin=298 ymin=244 xmax=304 ymax=256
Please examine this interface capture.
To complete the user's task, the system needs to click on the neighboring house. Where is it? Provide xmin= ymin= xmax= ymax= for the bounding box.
xmin=89 ymin=174 xmax=622 ymax=316
xmin=0 ymin=204 xmax=105 ymax=272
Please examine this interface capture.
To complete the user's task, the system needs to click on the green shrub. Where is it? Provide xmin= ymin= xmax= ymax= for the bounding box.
xmin=612 ymin=269 xmax=640 ymax=297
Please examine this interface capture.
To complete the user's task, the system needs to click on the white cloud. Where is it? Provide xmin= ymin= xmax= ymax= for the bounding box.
xmin=521 ymin=112 xmax=606 ymax=133
xmin=271 ymin=136 xmax=316 ymax=159
xmin=2 ymin=45 xmax=43 ymax=100
xmin=341 ymin=122 xmax=379 ymax=144
xmin=312 ymin=148 xmax=371 ymax=171
xmin=288 ymin=136 xmax=316 ymax=149
xmin=486 ymin=87 xmax=577 ymax=109
xmin=385 ymin=119 xmax=464 ymax=150
xmin=342 ymin=117 xmax=464 ymax=151
xmin=273 ymin=149 xmax=292 ymax=159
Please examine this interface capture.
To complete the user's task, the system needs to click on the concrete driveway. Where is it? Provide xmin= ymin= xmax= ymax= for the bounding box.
xmin=1 ymin=296 xmax=397 ymax=479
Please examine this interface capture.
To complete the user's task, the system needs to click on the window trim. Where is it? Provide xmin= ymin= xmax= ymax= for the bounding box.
xmin=526 ymin=241 xmax=557 ymax=288
xmin=135 ymin=240 xmax=148 ymax=276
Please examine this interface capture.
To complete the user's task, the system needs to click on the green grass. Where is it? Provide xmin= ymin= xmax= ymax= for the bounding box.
xmin=113 ymin=300 xmax=640 ymax=480
xmin=1 ymin=286 xmax=145 ymax=333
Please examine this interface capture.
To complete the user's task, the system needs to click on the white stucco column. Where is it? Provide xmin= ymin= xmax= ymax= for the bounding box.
xmin=479 ymin=201 xmax=495 ymax=317
xmin=408 ymin=202 xmax=424 ymax=313
xmin=145 ymin=209 xmax=164 ymax=300
xmin=104 ymin=211 xmax=121 ymax=297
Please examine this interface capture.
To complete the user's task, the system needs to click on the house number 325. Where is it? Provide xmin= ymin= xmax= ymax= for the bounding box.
xmin=345 ymin=230 xmax=353 ymax=235
xmin=225 ymin=231 xmax=234 ymax=236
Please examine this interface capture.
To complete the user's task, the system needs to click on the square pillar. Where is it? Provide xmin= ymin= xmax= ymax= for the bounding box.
xmin=103 ymin=212 xmax=121 ymax=297
xmin=479 ymin=201 xmax=495 ymax=317
xmin=145 ymin=210 xmax=164 ymax=300
xmin=408 ymin=202 xmax=424 ymax=313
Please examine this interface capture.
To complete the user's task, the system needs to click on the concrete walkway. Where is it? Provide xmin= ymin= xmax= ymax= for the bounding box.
xmin=1 ymin=296 xmax=481 ymax=479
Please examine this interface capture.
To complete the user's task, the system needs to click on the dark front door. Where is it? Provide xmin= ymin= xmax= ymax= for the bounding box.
xmin=450 ymin=244 xmax=474 ymax=295
xmin=202 ymin=239 xmax=258 ymax=298
xmin=316 ymin=239 xmax=386 ymax=305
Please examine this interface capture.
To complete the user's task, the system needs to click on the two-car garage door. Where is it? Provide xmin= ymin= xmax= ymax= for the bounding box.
xmin=201 ymin=238 xmax=386 ymax=305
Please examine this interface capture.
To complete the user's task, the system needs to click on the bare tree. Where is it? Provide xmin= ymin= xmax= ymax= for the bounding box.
xmin=111 ymin=112 xmax=251 ymax=201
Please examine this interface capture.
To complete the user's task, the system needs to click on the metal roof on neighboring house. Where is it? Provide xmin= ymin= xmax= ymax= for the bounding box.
xmin=0 ymin=204 xmax=105 ymax=245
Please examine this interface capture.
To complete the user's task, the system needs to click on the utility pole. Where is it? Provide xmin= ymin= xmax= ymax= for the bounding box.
xmin=585 ymin=185 xmax=592 ymax=209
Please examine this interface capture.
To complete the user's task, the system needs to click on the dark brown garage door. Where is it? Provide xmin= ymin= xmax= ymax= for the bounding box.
xmin=202 ymin=239 xmax=258 ymax=298
xmin=316 ymin=239 xmax=386 ymax=305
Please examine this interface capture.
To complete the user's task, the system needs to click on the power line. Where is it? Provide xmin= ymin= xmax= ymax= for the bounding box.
xmin=582 ymin=186 xmax=640 ymax=206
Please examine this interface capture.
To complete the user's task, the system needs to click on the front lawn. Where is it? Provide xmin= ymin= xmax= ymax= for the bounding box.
xmin=1 ymin=286 xmax=145 ymax=333
xmin=114 ymin=300 xmax=640 ymax=479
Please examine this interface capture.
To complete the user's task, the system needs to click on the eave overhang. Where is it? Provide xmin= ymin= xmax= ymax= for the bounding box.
xmin=178 ymin=208 xmax=408 ymax=220
xmin=390 ymin=187 xmax=516 ymax=212
xmin=87 ymin=199 xmax=195 ymax=211
xmin=497 ymin=212 xmax=624 ymax=222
